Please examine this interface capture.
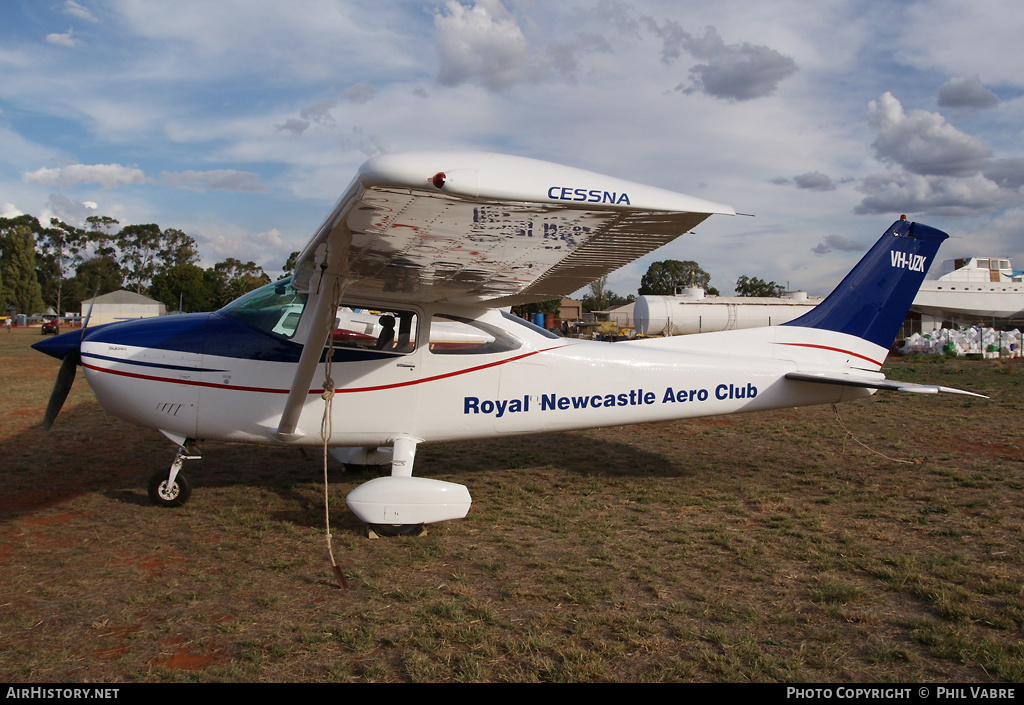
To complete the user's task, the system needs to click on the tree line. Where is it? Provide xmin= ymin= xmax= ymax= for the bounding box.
xmin=580 ymin=262 xmax=788 ymax=313
xmin=0 ymin=213 xmax=788 ymax=320
xmin=0 ymin=214 xmax=278 ymax=316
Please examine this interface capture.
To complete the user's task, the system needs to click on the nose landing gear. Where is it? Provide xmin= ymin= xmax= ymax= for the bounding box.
xmin=148 ymin=441 xmax=200 ymax=507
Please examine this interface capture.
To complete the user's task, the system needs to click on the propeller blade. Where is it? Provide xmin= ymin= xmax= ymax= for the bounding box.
xmin=43 ymin=350 xmax=79 ymax=431
xmin=36 ymin=285 xmax=97 ymax=430
xmin=81 ymin=284 xmax=100 ymax=334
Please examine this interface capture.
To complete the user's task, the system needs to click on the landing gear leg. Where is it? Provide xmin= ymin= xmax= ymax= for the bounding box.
xmin=149 ymin=441 xmax=200 ymax=507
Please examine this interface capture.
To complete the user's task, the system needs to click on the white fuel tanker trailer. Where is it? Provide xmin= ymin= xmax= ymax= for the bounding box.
xmin=633 ymin=288 xmax=823 ymax=337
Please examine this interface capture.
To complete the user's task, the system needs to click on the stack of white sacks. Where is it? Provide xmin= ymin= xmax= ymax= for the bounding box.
xmin=896 ymin=328 xmax=1022 ymax=358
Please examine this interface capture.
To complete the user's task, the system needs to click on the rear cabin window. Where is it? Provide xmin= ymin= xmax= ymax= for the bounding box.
xmin=500 ymin=310 xmax=560 ymax=339
xmin=428 ymin=314 xmax=521 ymax=355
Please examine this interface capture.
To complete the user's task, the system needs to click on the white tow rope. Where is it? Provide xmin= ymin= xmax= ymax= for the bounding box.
xmin=321 ymin=278 xmax=348 ymax=589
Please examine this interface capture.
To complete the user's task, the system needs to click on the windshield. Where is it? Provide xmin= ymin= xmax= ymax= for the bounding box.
xmin=221 ymin=277 xmax=308 ymax=339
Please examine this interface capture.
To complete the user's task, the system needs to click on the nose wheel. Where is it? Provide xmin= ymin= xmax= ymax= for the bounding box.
xmin=148 ymin=441 xmax=200 ymax=507
xmin=148 ymin=470 xmax=192 ymax=507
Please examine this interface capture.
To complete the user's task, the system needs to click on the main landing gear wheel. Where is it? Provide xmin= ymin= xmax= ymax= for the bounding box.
xmin=148 ymin=470 xmax=192 ymax=507
xmin=368 ymin=523 xmax=425 ymax=537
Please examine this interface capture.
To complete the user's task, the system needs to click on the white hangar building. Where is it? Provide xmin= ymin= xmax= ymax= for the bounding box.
xmin=82 ymin=290 xmax=167 ymax=327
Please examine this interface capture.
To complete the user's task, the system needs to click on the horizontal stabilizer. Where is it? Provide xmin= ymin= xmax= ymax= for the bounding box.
xmin=785 ymin=371 xmax=987 ymax=398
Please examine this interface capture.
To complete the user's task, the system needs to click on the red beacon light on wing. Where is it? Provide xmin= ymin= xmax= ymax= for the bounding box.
xmin=431 ymin=172 xmax=446 ymax=189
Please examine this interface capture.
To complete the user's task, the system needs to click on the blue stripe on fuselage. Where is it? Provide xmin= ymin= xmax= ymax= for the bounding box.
xmin=83 ymin=311 xmax=398 ymax=364
xmin=80 ymin=351 xmax=227 ymax=373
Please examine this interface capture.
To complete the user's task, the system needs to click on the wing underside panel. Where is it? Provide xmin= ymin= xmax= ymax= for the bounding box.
xmin=324 ymin=187 xmax=714 ymax=304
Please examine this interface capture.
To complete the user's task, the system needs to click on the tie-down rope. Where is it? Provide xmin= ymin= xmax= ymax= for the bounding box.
xmin=321 ymin=278 xmax=349 ymax=589
xmin=831 ymin=404 xmax=917 ymax=465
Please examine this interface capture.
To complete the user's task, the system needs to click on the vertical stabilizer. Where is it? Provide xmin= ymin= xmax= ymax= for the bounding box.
xmin=783 ymin=219 xmax=948 ymax=348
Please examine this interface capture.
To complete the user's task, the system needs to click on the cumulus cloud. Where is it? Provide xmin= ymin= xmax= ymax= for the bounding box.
xmin=2 ymin=203 xmax=24 ymax=218
xmin=434 ymin=0 xmax=530 ymax=92
xmin=277 ymin=97 xmax=338 ymax=135
xmin=428 ymin=2 xmax=646 ymax=90
xmin=867 ymin=92 xmax=991 ymax=177
xmin=46 ymin=29 xmax=78 ymax=48
xmin=162 ymin=170 xmax=267 ymax=192
xmin=342 ymin=84 xmax=376 ymax=104
xmin=193 ymin=226 xmax=288 ymax=266
xmin=643 ymin=22 xmax=797 ymax=101
xmin=854 ymin=172 xmax=1013 ymax=217
xmin=937 ymin=75 xmax=999 ymax=116
xmin=812 ymin=234 xmax=867 ymax=256
xmin=642 ymin=17 xmax=689 ymax=65
xmin=774 ymin=172 xmax=852 ymax=191
xmin=856 ymin=92 xmax=1024 ymax=217
xmin=276 ymin=118 xmax=310 ymax=135
xmin=983 ymin=158 xmax=1024 ymax=190
xmin=43 ymin=193 xmax=99 ymax=226
xmin=23 ymin=163 xmax=148 ymax=189
xmin=63 ymin=1 xmax=97 ymax=22
xmin=301 ymin=98 xmax=337 ymax=122
xmin=793 ymin=172 xmax=836 ymax=191
xmin=250 ymin=228 xmax=284 ymax=248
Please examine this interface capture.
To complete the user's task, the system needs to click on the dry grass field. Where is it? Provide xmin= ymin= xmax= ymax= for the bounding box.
xmin=1 ymin=326 xmax=1022 ymax=682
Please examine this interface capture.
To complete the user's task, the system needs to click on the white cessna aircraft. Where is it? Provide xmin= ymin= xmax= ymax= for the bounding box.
xmin=35 ymin=151 xmax=982 ymax=534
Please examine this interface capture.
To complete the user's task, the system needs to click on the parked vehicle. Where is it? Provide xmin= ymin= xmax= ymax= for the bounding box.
xmin=41 ymin=314 xmax=60 ymax=335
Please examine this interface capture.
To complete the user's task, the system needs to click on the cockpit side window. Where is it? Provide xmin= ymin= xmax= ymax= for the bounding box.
xmin=330 ymin=306 xmax=418 ymax=354
xmin=220 ymin=277 xmax=308 ymax=339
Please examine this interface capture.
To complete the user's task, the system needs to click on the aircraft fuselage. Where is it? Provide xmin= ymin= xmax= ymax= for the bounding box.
xmin=74 ymin=301 xmax=872 ymax=449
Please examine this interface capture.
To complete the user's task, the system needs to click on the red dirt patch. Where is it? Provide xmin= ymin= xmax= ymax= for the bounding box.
xmin=23 ymin=511 xmax=87 ymax=526
xmin=151 ymin=645 xmax=223 ymax=671
xmin=138 ymin=554 xmax=186 ymax=576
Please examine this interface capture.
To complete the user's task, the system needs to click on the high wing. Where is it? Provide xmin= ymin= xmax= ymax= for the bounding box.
xmin=290 ymin=151 xmax=735 ymax=306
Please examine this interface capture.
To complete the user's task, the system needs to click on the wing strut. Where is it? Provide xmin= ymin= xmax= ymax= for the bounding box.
xmin=275 ymin=272 xmax=345 ymax=441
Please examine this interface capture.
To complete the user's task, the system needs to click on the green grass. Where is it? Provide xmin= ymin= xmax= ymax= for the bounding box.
xmin=1 ymin=328 xmax=1023 ymax=682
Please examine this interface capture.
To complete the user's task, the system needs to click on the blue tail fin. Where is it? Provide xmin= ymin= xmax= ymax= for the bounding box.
xmin=783 ymin=219 xmax=948 ymax=348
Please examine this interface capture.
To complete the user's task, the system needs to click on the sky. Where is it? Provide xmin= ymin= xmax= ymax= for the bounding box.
xmin=2 ymin=0 xmax=1023 ymax=298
